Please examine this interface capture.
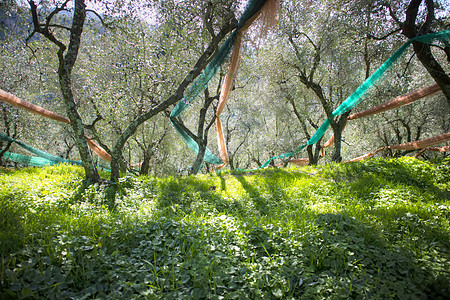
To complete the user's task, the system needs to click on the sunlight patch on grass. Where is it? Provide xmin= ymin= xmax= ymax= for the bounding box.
xmin=1 ymin=158 xmax=449 ymax=298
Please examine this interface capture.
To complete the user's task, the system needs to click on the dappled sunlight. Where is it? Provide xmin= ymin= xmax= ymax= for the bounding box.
xmin=1 ymin=158 xmax=449 ymax=298
xmin=306 ymin=201 xmax=342 ymax=214
xmin=2 ymin=0 xmax=449 ymax=297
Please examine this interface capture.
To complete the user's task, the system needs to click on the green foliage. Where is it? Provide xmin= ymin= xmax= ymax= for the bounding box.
xmin=1 ymin=158 xmax=449 ymax=299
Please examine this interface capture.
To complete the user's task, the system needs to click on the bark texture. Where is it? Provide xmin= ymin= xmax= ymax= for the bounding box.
xmin=109 ymin=20 xmax=236 ymax=181
xmin=402 ymin=0 xmax=450 ymax=106
xmin=29 ymin=0 xmax=100 ymax=182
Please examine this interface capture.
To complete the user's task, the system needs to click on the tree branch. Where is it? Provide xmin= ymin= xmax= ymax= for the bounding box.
xmin=28 ymin=0 xmax=66 ymax=51
xmin=421 ymin=0 xmax=434 ymax=34
xmin=403 ymin=0 xmax=422 ymax=37
xmin=382 ymin=1 xmax=403 ymax=26
xmin=45 ymin=0 xmax=70 ymax=33
xmin=64 ymin=0 xmax=86 ymax=72
xmin=86 ymin=9 xmax=106 ymax=27
xmin=367 ymin=28 xmax=401 ymax=40
xmin=203 ymin=1 xmax=216 ymax=39
xmin=46 ymin=24 xmax=72 ymax=31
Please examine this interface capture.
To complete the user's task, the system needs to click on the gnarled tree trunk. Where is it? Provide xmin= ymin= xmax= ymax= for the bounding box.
xmin=109 ymin=20 xmax=236 ymax=181
xmin=402 ymin=0 xmax=450 ymax=106
xmin=29 ymin=0 xmax=100 ymax=182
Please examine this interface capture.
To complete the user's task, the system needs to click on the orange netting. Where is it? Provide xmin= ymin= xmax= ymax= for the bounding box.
xmin=274 ymin=158 xmax=309 ymax=167
xmin=348 ymin=83 xmax=441 ymax=120
xmin=414 ymin=146 xmax=450 ymax=157
xmin=288 ymin=158 xmax=310 ymax=166
xmin=345 ymin=147 xmax=387 ymax=163
xmin=0 ymin=89 xmax=71 ymax=124
xmin=215 ymin=0 xmax=280 ymax=169
xmin=321 ymin=83 xmax=442 ymax=155
xmin=216 ymin=32 xmax=243 ymax=168
xmin=345 ymin=132 xmax=450 ymax=163
xmin=86 ymin=137 xmax=111 ymax=162
xmin=0 ymin=89 xmax=111 ymax=163
xmin=389 ymin=132 xmax=450 ymax=150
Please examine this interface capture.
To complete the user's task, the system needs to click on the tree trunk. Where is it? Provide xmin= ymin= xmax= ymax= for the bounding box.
xmin=57 ymin=0 xmax=100 ymax=182
xmin=59 ymin=69 xmax=100 ymax=182
xmin=229 ymin=155 xmax=235 ymax=170
xmin=330 ymin=113 xmax=350 ymax=162
xmin=28 ymin=0 xmax=100 ymax=182
xmin=191 ymin=93 xmax=217 ymax=175
xmin=331 ymin=128 xmax=343 ymax=162
xmin=0 ymin=106 xmax=16 ymax=166
xmin=139 ymin=150 xmax=152 ymax=175
xmin=191 ymin=106 xmax=208 ymax=175
xmin=286 ymin=91 xmax=322 ymax=165
xmin=411 ymin=41 xmax=450 ymax=106
xmin=109 ymin=22 xmax=235 ymax=182
xmin=191 ymin=142 xmax=206 ymax=175
xmin=306 ymin=142 xmax=322 ymax=165
xmin=0 ymin=141 xmax=12 ymax=166
xmin=402 ymin=0 xmax=450 ymax=106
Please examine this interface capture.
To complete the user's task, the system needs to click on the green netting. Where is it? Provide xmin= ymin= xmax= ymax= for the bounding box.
xmin=1 ymin=132 xmax=68 ymax=164
xmin=242 ymin=29 xmax=450 ymax=171
xmin=170 ymin=32 xmax=238 ymax=119
xmin=412 ymin=29 xmax=450 ymax=46
xmin=1 ymin=151 xmax=57 ymax=167
xmin=1 ymin=133 xmax=112 ymax=170
xmin=0 ymin=132 xmax=85 ymax=166
xmin=169 ymin=30 xmax=237 ymax=165
xmin=171 ymin=120 xmax=223 ymax=164
xmin=170 ymin=0 xmax=269 ymax=165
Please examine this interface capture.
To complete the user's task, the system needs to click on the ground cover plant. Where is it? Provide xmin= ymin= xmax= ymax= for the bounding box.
xmin=0 ymin=157 xmax=449 ymax=299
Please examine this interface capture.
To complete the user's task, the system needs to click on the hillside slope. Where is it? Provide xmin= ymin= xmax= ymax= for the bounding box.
xmin=1 ymin=157 xmax=449 ymax=299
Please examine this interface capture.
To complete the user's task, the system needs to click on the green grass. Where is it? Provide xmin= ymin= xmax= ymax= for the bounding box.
xmin=1 ymin=157 xmax=449 ymax=299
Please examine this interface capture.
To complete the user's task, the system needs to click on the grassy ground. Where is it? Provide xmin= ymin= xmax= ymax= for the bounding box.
xmin=0 ymin=157 xmax=449 ymax=299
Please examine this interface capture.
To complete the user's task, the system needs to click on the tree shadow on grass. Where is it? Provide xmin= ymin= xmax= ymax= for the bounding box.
xmin=0 ymin=194 xmax=26 ymax=257
xmin=149 ymin=175 xmax=251 ymax=218
xmin=376 ymin=159 xmax=438 ymax=185
xmin=232 ymin=174 xmax=269 ymax=216
xmin=3 ymin=163 xmax=449 ymax=299
xmin=327 ymin=159 xmax=448 ymax=205
xmin=217 ymin=172 xmax=227 ymax=191
xmin=300 ymin=212 xmax=449 ymax=299
xmin=146 ymin=168 xmax=310 ymax=220
xmin=229 ymin=168 xmax=313 ymax=219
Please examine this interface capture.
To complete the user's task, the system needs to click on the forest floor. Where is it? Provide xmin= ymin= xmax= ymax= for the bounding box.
xmin=1 ymin=157 xmax=449 ymax=299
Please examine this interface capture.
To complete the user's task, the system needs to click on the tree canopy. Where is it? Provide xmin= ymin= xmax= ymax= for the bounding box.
xmin=1 ymin=0 xmax=449 ymax=180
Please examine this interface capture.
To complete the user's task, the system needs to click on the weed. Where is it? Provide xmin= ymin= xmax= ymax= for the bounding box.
xmin=0 ymin=158 xmax=449 ymax=298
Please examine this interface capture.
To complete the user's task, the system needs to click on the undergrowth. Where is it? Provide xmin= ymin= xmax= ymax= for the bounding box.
xmin=0 ymin=157 xmax=449 ymax=299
